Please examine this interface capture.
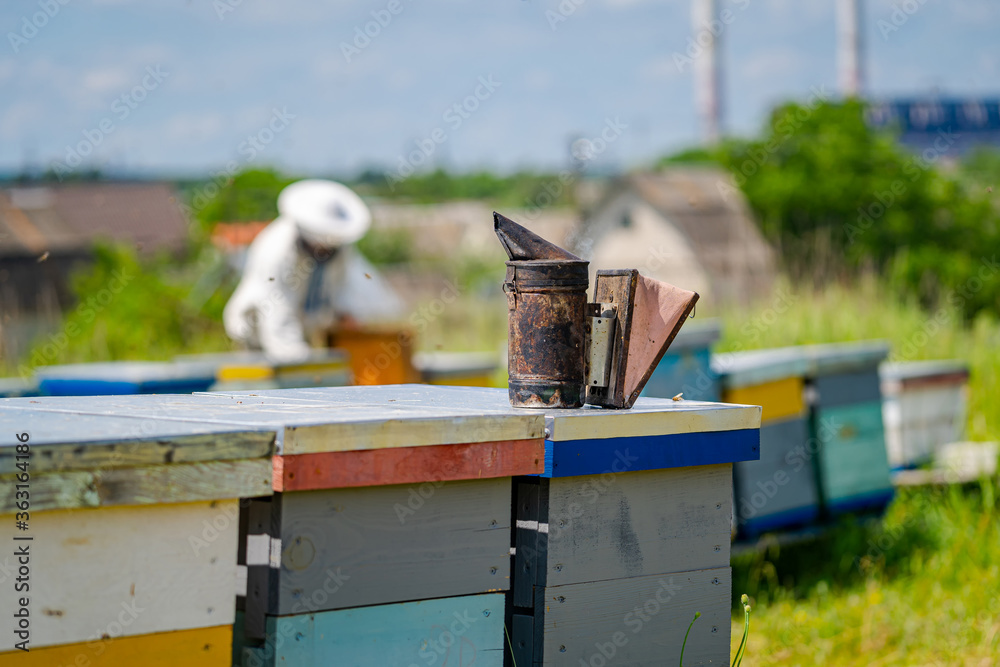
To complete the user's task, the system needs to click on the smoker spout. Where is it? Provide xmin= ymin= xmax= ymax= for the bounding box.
xmin=493 ymin=211 xmax=581 ymax=261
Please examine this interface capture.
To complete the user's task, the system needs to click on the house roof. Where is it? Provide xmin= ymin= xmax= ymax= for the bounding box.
xmin=580 ymin=167 xmax=776 ymax=304
xmin=0 ymin=182 xmax=190 ymax=256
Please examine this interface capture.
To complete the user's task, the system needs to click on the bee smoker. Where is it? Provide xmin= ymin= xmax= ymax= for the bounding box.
xmin=494 ymin=212 xmax=700 ymax=410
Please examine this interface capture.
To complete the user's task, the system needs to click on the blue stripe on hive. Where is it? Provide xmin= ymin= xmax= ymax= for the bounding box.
xmin=739 ymin=504 xmax=822 ymax=539
xmin=827 ymin=487 xmax=895 ymax=516
xmin=539 ymin=428 xmax=760 ymax=478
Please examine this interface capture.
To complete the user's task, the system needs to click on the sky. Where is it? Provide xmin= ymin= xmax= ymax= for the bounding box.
xmin=0 ymin=0 xmax=998 ymax=178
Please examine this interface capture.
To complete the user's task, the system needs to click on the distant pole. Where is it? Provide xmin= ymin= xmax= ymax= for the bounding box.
xmin=836 ymin=0 xmax=863 ymax=97
xmin=692 ymin=0 xmax=722 ymax=143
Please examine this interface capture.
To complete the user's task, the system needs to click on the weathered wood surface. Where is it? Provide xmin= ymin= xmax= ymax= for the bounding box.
xmin=513 ymin=481 xmax=542 ymax=608
xmin=534 ymin=566 xmax=731 ymax=666
xmin=725 ymin=376 xmax=805 ymax=425
xmin=734 ymin=416 xmax=820 ymax=536
xmin=261 ymin=477 xmax=511 ymax=615
xmin=544 ymin=399 xmax=759 ymax=443
xmin=814 ymin=369 xmax=882 ymax=408
xmin=273 ymin=438 xmax=543 ymax=492
xmin=816 ymin=400 xmax=893 ymax=512
xmin=209 ymin=385 xmax=761 ymax=443
xmin=619 ymin=273 xmax=699 ymax=408
xmin=0 ymin=408 xmax=273 ymax=474
xmin=0 ymin=502 xmax=238 ymax=651
xmin=0 ymin=458 xmax=272 ymax=512
xmin=0 ymin=625 xmax=232 ymax=666
xmin=2 ymin=389 xmax=544 ymax=455
xmin=544 ymin=428 xmax=759 ymax=477
xmin=248 ymin=593 xmax=505 ymax=667
xmin=541 ymin=465 xmax=732 ymax=587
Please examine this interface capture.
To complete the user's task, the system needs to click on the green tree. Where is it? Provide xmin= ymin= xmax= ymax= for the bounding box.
xmin=190 ymin=168 xmax=296 ymax=231
xmin=663 ymin=101 xmax=1000 ymax=318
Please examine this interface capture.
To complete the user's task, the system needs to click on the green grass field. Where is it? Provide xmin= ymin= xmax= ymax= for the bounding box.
xmin=717 ymin=278 xmax=1000 ymax=666
xmin=729 ymin=482 xmax=1000 ymax=666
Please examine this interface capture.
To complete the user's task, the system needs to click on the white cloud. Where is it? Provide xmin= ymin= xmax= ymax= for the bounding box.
xmin=81 ymin=66 xmax=133 ymax=94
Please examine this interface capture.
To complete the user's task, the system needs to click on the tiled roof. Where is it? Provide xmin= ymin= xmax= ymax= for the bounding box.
xmin=0 ymin=182 xmax=190 ymax=256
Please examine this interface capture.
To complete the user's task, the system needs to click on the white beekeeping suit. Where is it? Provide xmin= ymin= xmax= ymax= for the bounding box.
xmin=223 ymin=180 xmax=403 ymax=362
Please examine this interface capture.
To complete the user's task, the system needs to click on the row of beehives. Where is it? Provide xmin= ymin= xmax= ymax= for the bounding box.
xmin=642 ymin=321 xmax=970 ymax=539
xmin=0 ymin=385 xmax=760 ymax=666
xmin=0 ymin=346 xmax=497 ymax=397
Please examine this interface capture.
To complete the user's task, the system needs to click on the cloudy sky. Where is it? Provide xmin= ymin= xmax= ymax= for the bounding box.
xmin=1 ymin=0 xmax=997 ymax=177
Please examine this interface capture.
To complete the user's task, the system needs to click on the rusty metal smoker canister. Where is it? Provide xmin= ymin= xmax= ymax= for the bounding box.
xmin=495 ymin=212 xmax=590 ymax=408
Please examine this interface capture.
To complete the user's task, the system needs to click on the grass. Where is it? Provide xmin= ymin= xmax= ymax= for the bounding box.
xmin=729 ymin=482 xmax=1000 ymax=666
xmin=717 ymin=276 xmax=1000 ymax=665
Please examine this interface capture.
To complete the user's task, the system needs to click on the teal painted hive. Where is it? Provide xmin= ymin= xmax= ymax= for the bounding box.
xmin=640 ymin=319 xmax=721 ymax=402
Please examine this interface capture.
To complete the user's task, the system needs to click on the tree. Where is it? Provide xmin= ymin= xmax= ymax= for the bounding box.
xmin=663 ymin=101 xmax=1000 ymax=318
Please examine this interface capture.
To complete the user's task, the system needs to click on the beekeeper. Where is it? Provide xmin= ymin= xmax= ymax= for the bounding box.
xmin=223 ymin=179 xmax=402 ymax=361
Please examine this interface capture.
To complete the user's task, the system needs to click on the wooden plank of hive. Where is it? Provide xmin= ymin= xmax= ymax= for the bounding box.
xmin=0 ymin=459 xmax=272 ymax=513
xmin=534 ymin=566 xmax=731 ymax=666
xmin=273 ymin=438 xmax=544 ymax=492
xmin=0 ymin=408 xmax=274 ymax=475
xmin=734 ymin=415 xmax=820 ymax=537
xmin=0 ymin=389 xmax=545 ymax=455
xmin=251 ymin=477 xmax=511 ymax=616
xmin=0 ymin=625 xmax=232 ymax=666
xmin=540 ymin=465 xmax=732 ymax=588
xmin=247 ymin=593 xmax=505 ymax=667
xmin=725 ymin=375 xmax=806 ymax=425
xmin=815 ymin=400 xmax=894 ymax=515
xmin=813 ymin=369 xmax=882 ymax=408
xmin=0 ymin=501 xmax=239 ymax=651
xmin=543 ymin=428 xmax=759 ymax=478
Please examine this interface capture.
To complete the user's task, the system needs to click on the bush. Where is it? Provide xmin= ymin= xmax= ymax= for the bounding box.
xmin=663 ymin=101 xmax=1000 ymax=319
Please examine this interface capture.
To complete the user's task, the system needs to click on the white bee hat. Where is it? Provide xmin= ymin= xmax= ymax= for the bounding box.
xmin=278 ymin=179 xmax=371 ymax=247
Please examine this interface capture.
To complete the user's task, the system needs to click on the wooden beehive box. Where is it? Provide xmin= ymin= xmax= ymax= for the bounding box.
xmin=203 ymin=386 xmax=544 ymax=667
xmin=640 ymin=319 xmax=722 ymax=402
xmin=508 ymin=397 xmax=761 ymax=666
xmin=0 ymin=403 xmax=274 ymax=666
xmin=808 ymin=342 xmax=893 ymax=516
xmin=880 ymin=360 xmax=970 ymax=469
xmin=715 ymin=348 xmax=820 ymax=538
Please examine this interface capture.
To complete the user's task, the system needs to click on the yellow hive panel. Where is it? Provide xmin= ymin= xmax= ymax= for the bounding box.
xmin=726 ymin=376 xmax=805 ymax=424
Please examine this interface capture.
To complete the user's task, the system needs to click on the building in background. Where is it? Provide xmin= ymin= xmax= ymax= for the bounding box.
xmin=0 ymin=182 xmax=189 ymax=359
xmin=573 ymin=167 xmax=776 ymax=307
xmin=867 ymin=99 xmax=1000 ymax=156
